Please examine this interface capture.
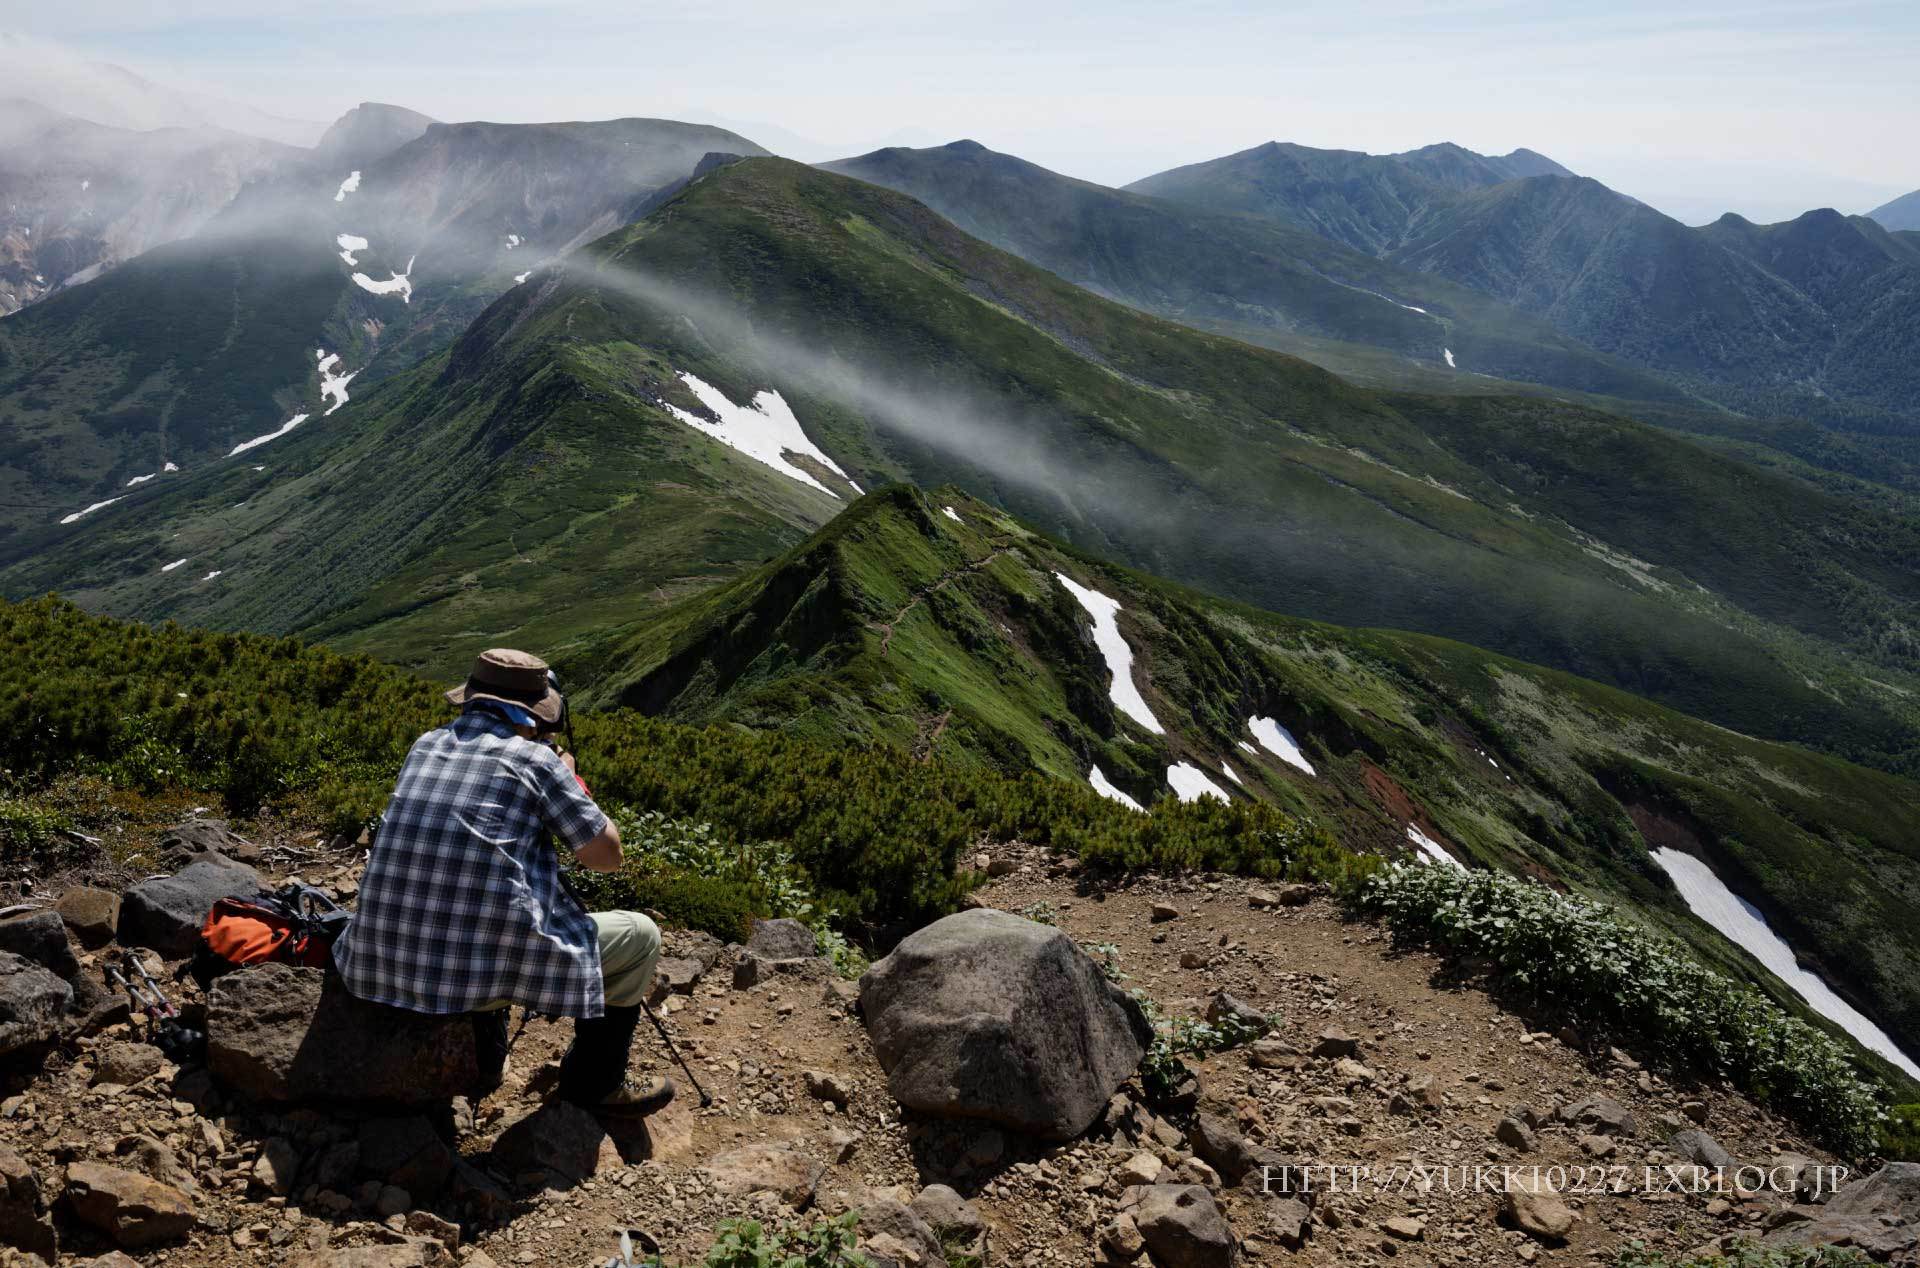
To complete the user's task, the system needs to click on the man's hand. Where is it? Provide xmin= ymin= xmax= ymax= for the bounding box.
xmin=575 ymin=817 xmax=622 ymax=873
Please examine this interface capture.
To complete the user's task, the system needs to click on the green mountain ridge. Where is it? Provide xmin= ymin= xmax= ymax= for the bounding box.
xmin=9 ymin=156 xmax=1920 ymax=785
xmin=566 ymin=481 xmax=1920 ymax=1081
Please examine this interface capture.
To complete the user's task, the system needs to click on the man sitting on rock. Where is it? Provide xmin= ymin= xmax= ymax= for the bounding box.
xmin=332 ymin=648 xmax=672 ymax=1115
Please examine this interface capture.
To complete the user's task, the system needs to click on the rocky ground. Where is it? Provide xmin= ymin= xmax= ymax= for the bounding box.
xmin=0 ymin=823 xmax=1907 ymax=1267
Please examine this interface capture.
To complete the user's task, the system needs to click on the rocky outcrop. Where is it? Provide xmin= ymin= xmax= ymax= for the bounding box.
xmin=858 ymin=909 xmax=1152 ymax=1140
xmin=0 ymin=910 xmax=80 ymax=981
xmin=118 ymin=855 xmax=260 ymax=955
xmin=0 ymin=951 xmax=71 ymax=1056
xmin=206 ymin=964 xmax=479 ymax=1104
xmin=55 ymin=887 xmax=121 ymax=949
xmin=63 ymin=1162 xmax=195 ymax=1248
xmin=1764 ymin=1161 xmax=1920 ymax=1260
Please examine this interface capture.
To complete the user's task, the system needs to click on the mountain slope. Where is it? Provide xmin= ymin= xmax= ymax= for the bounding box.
xmin=13 ymin=157 xmax=1920 ymax=781
xmin=0 ymin=98 xmax=297 ymax=314
xmin=570 ymin=483 xmax=1920 ymax=1077
xmin=0 ymin=114 xmax=770 ymax=545
xmin=823 ymin=140 xmax=1688 ymax=407
xmin=311 ymin=102 xmax=437 ymax=168
xmin=1132 ymin=144 xmax=1920 ymax=427
xmin=1870 ymin=187 xmax=1920 ymax=232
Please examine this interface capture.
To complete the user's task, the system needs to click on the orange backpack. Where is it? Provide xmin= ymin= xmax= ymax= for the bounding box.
xmin=184 ymin=884 xmax=350 ymax=988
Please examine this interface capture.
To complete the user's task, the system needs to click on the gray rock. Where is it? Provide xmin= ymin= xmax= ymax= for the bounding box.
xmin=156 ymin=818 xmax=260 ymax=865
xmin=56 ymin=887 xmax=121 ymax=949
xmin=63 ymin=1162 xmax=195 ymax=1249
xmin=288 ymin=1244 xmax=448 ymax=1267
xmin=1309 ymin=1026 xmax=1357 ymax=1059
xmin=1764 ymin=1161 xmax=1920 ymax=1259
xmin=1187 ymin=1112 xmax=1289 ymax=1189
xmin=733 ymin=951 xmax=829 ymax=989
xmin=1264 ymin=1197 xmax=1311 ymax=1250
xmin=0 ymin=910 xmax=79 ymax=981
xmin=118 ymin=855 xmax=260 ymax=955
xmin=0 ymin=952 xmax=71 ymax=1056
xmin=1557 ymin=1094 xmax=1636 ymax=1137
xmin=858 ymin=908 xmax=1151 ymax=1141
xmin=489 ymin=1100 xmax=616 ymax=1188
xmin=358 ymin=1117 xmax=455 ymax=1198
xmin=856 ymin=1197 xmax=947 ymax=1267
xmin=206 ymin=963 xmax=480 ymax=1104
xmin=93 ymin=1041 xmax=165 ymax=1087
xmin=1133 ymin=1184 xmax=1236 ymax=1267
xmin=746 ymin=917 xmax=819 ymax=960
xmin=652 ymin=957 xmax=705 ymax=995
xmin=910 ymin=1184 xmax=985 ymax=1251
xmin=252 ymin=1136 xmax=300 ymax=1196
xmin=1204 ymin=992 xmax=1268 ymax=1033
xmin=0 ymin=1143 xmax=55 ymax=1259
xmin=1502 ymin=1172 xmax=1574 ymax=1241
xmin=1669 ymin=1128 xmax=1734 ymax=1171
xmin=1495 ymin=1116 xmax=1537 ymax=1153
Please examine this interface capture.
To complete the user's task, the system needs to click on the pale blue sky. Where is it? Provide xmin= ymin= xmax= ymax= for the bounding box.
xmin=11 ymin=0 xmax=1918 ymax=222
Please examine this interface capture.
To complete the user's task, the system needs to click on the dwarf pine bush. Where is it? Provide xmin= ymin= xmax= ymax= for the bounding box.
xmin=1357 ymin=864 xmax=1886 ymax=1157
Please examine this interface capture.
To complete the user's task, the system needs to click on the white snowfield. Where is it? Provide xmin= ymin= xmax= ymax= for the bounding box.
xmin=352 ymin=254 xmax=414 ymax=303
xmin=1053 ymin=574 xmax=1165 ymax=734
xmin=334 ymin=171 xmax=360 ymax=202
xmin=59 ymin=496 xmax=123 ymax=525
xmin=942 ymin=506 xmax=963 ymax=524
xmin=1222 ymin=764 xmax=1244 ymax=786
xmin=163 ymin=462 xmax=178 ymax=473
xmin=1248 ymin=715 xmax=1315 ymax=775
xmin=1443 ymin=348 xmax=1456 ymax=368
xmin=160 ymin=558 xmax=187 ymax=572
xmin=202 ymin=570 xmax=223 ymax=581
xmin=514 ymin=271 xmax=530 ymax=285
xmin=1406 ymin=824 xmax=1463 ymax=869
xmin=662 ymin=372 xmax=856 ymax=498
xmin=125 ymin=472 xmax=156 ymax=487
xmin=1167 ymin=762 xmax=1230 ymax=803
xmin=336 ymin=233 xmax=368 ymax=266
xmin=505 ymin=234 xmax=521 ymax=249
xmin=1650 ymin=847 xmax=1920 ymax=1079
xmin=317 ymin=350 xmax=355 ymax=414
xmin=228 ymin=413 xmax=309 ymax=457
xmin=1088 ymin=765 xmax=1144 ymax=812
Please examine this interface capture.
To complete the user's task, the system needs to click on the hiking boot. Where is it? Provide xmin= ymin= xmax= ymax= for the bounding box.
xmin=590 ymin=1075 xmax=676 ymax=1117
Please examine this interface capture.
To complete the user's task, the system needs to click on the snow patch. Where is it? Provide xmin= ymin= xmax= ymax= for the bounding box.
xmin=80 ymin=179 xmax=89 ymax=191
xmin=336 ymin=233 xmax=368 ymax=266
xmin=1053 ymin=574 xmax=1164 ymax=734
xmin=1248 ymin=716 xmax=1315 ymax=776
xmin=229 ymin=413 xmax=309 ymax=457
xmin=352 ymin=254 xmax=414 ymax=303
xmin=941 ymin=506 xmax=963 ymax=524
xmin=162 ymin=462 xmax=178 ymax=473
xmin=505 ymin=234 xmax=521 ymax=249
xmin=1443 ymin=348 xmax=1456 ymax=368
xmin=1088 ymin=766 xmax=1144 ymax=812
xmin=317 ymin=350 xmax=354 ymax=414
xmin=160 ymin=558 xmax=186 ymax=572
xmin=513 ymin=271 xmax=530 ymax=285
xmin=125 ymin=472 xmax=156 ymax=487
xmin=1237 ymin=740 xmax=1257 ymax=755
xmin=1222 ymin=764 xmax=1244 ymax=786
xmin=334 ymin=170 xmax=360 ymax=202
xmin=662 ymin=372 xmax=856 ymax=498
xmin=1167 ymin=762 xmax=1230 ymax=803
xmin=59 ymin=496 xmax=123 ymax=525
xmin=202 ymin=570 xmax=223 ymax=581
xmin=1406 ymin=824 xmax=1463 ymax=869
xmin=1651 ymin=847 xmax=1920 ymax=1079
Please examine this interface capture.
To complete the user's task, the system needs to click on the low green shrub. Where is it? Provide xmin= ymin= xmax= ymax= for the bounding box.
xmin=696 ymin=1212 xmax=870 ymax=1267
xmin=1614 ymin=1238 xmax=1871 ymax=1267
xmin=0 ymin=796 xmax=75 ymax=862
xmin=1134 ymin=992 xmax=1275 ymax=1102
xmin=1357 ymin=865 xmax=1886 ymax=1157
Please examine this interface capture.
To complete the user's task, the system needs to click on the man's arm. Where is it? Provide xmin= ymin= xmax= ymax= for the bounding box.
xmin=542 ymin=747 xmax=623 ymax=872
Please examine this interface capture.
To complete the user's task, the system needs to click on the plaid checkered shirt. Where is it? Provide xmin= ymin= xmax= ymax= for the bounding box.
xmin=333 ymin=711 xmax=611 ymax=1017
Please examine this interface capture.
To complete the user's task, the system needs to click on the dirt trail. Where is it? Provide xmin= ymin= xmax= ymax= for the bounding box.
xmin=1 ymin=840 xmax=1839 ymax=1267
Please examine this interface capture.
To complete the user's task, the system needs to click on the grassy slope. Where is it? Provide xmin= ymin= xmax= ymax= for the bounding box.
xmin=10 ymin=156 xmax=1920 ymax=775
xmin=572 ymin=483 xmax=1920 ymax=1083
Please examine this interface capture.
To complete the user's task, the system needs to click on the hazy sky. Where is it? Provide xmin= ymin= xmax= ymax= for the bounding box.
xmin=12 ymin=0 xmax=1919 ymax=224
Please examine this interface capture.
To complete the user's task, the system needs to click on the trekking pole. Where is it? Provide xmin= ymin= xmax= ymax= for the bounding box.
xmin=640 ymin=997 xmax=712 ymax=1108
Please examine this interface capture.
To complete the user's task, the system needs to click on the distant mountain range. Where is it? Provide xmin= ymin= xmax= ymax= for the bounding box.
xmin=1873 ymin=188 xmax=1920 ymax=233
xmin=1128 ymin=142 xmax=1920 ymax=428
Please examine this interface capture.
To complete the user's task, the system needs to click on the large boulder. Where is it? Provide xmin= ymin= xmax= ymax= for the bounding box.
xmin=858 ymin=909 xmax=1152 ymax=1141
xmin=0 ymin=1144 xmax=55 ymax=1259
xmin=118 ymin=855 xmax=260 ymax=955
xmin=1764 ymin=1162 xmax=1920 ymax=1260
xmin=63 ymin=1162 xmax=195 ymax=1249
xmin=0 ymin=910 xmax=80 ymax=981
xmin=0 ymin=952 xmax=71 ymax=1056
xmin=746 ymin=918 xmax=820 ymax=960
xmin=206 ymin=964 xmax=479 ymax=1104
